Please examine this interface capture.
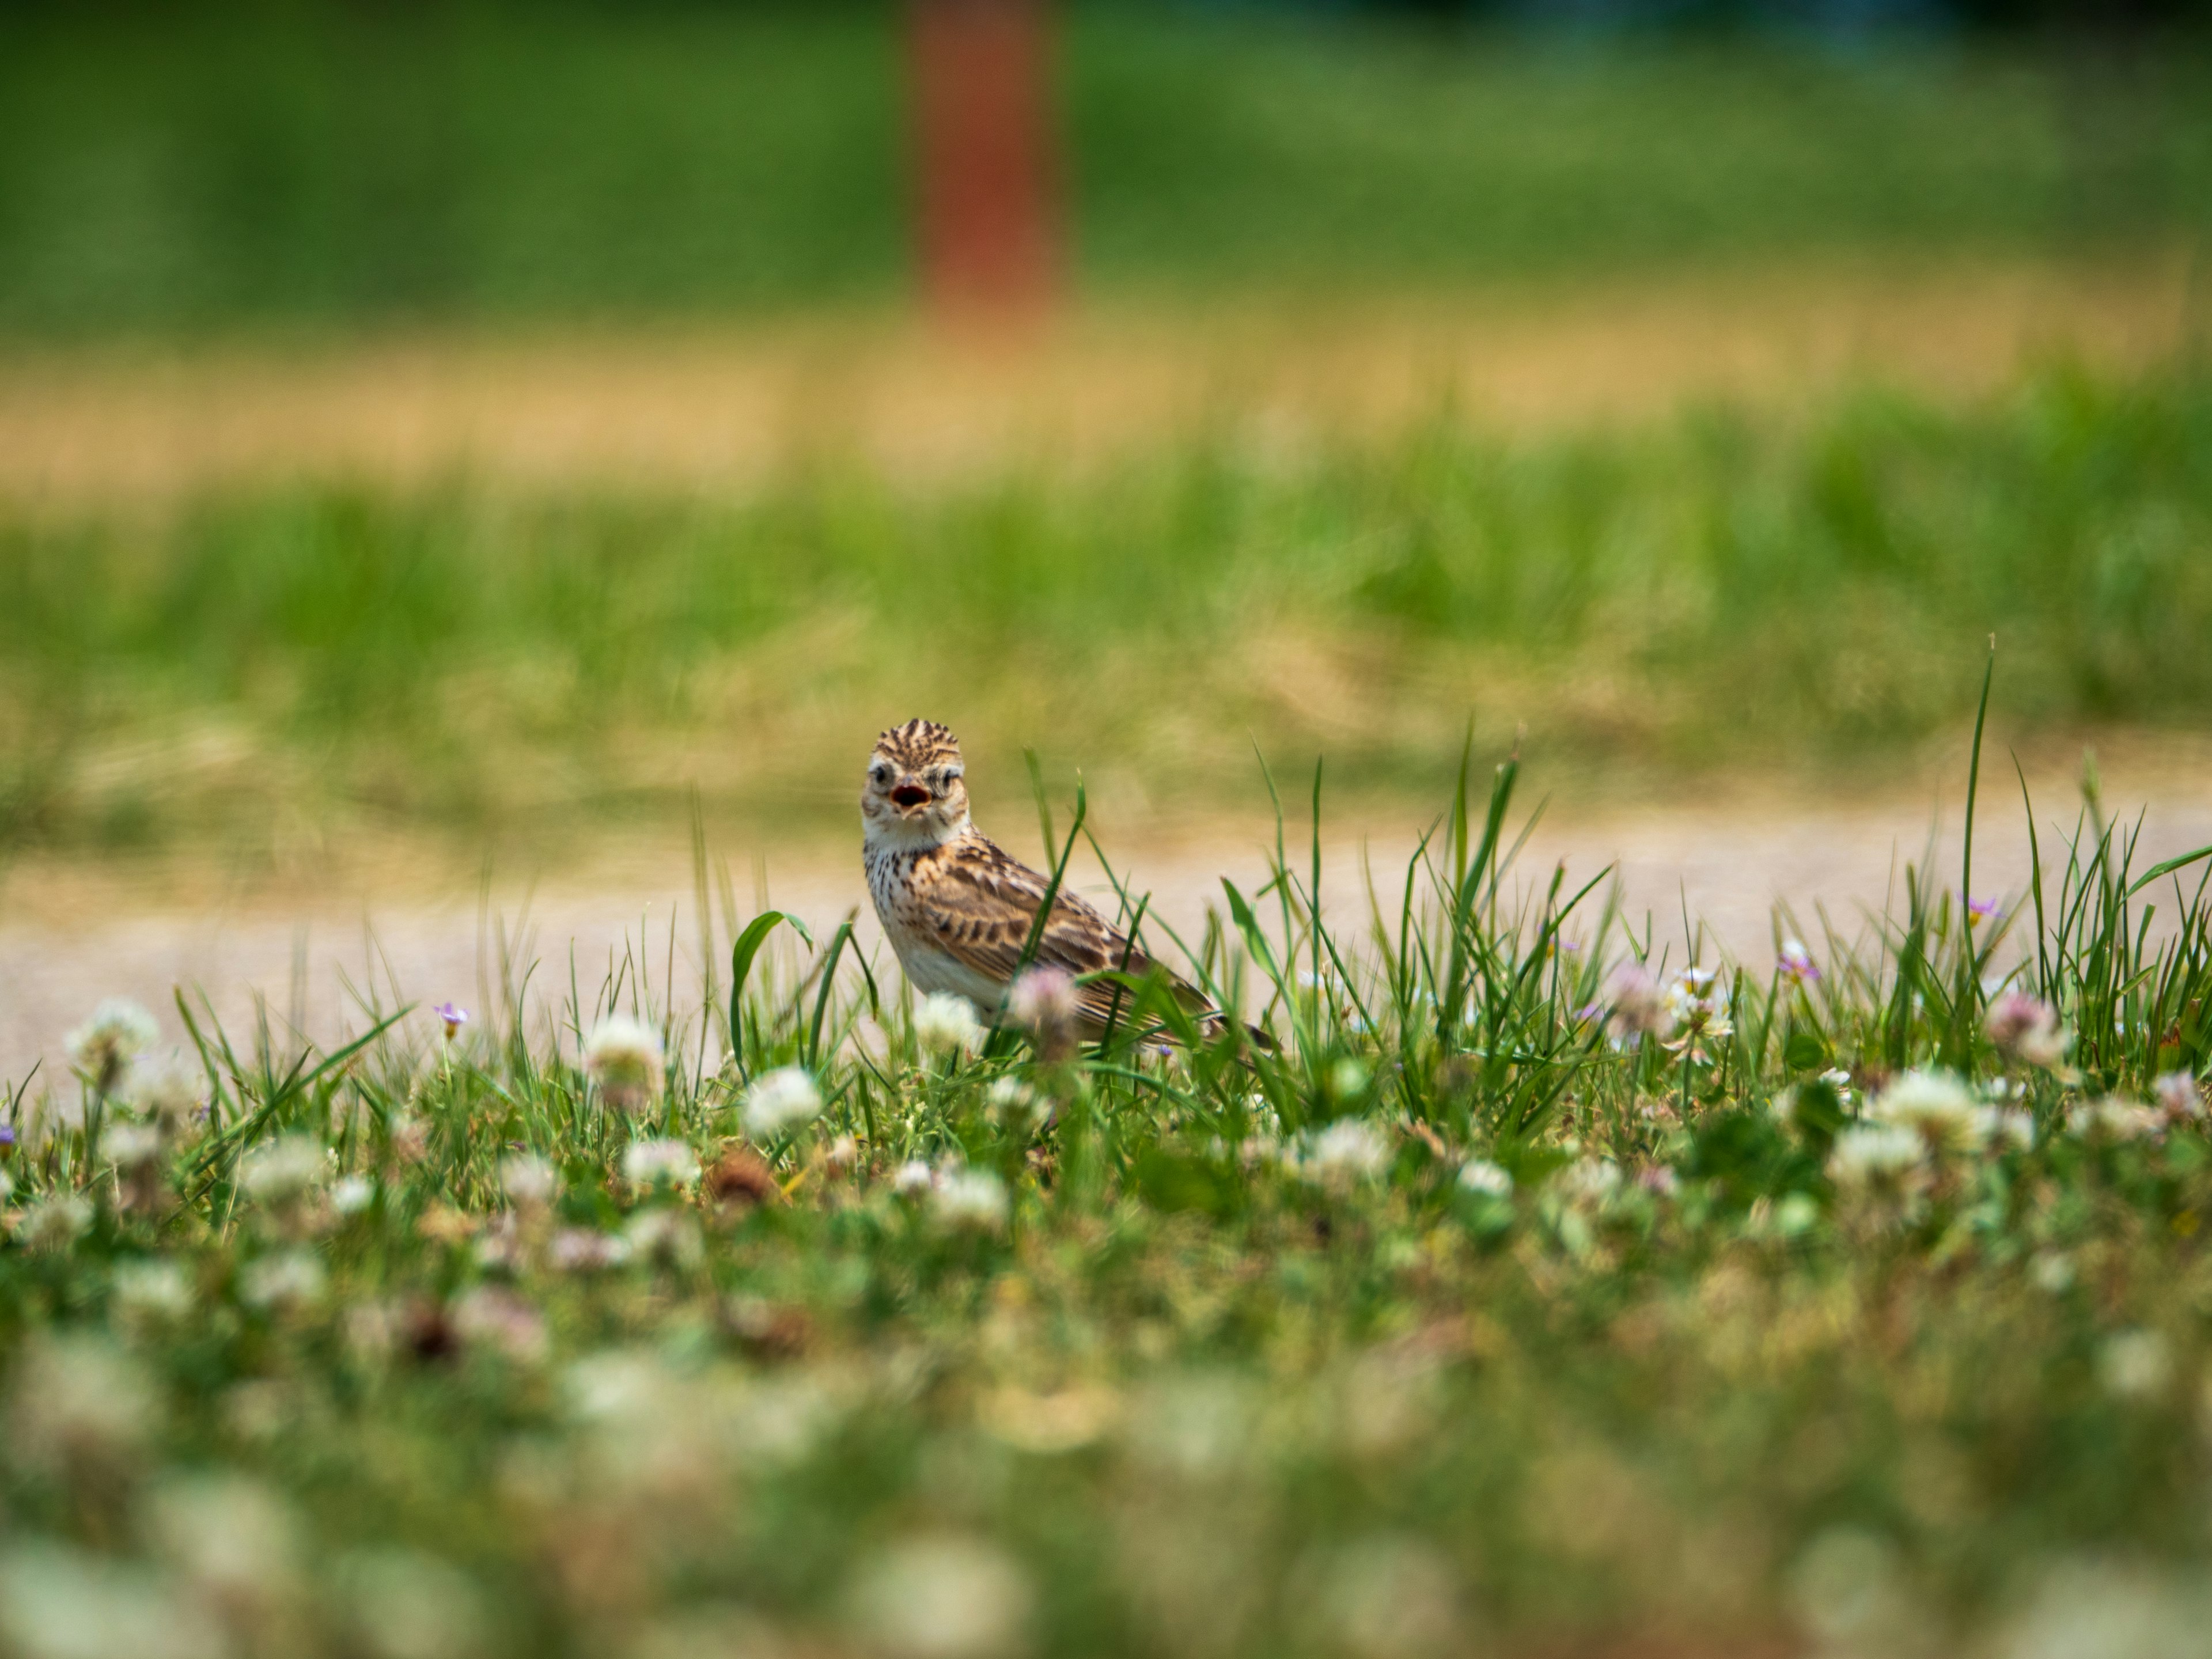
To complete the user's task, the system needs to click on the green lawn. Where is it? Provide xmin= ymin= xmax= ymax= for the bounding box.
xmin=2 ymin=363 xmax=2207 ymax=857
xmin=0 ymin=743 xmax=2206 ymax=1657
xmin=0 ymin=4 xmax=2205 ymax=333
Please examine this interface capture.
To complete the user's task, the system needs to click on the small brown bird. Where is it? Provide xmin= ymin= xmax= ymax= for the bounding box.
xmin=861 ymin=718 xmax=1227 ymax=1042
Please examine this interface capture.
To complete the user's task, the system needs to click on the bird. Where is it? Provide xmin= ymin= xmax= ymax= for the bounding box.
xmin=861 ymin=718 xmax=1244 ymax=1046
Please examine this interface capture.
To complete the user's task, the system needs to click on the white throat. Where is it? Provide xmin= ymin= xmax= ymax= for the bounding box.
xmin=863 ymin=806 xmax=969 ymax=858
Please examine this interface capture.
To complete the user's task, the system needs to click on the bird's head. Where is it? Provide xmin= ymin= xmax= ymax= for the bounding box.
xmin=862 ymin=718 xmax=970 ymax=850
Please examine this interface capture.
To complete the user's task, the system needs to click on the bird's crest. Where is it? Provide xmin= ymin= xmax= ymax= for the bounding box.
xmin=874 ymin=718 xmax=963 ymax=773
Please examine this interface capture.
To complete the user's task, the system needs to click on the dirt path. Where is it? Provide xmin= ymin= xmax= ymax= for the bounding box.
xmin=1 ymin=259 xmax=2196 ymax=505
xmin=6 ymin=775 xmax=2207 ymax=1092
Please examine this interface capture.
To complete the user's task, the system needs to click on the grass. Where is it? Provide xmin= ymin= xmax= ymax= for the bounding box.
xmin=3 ymin=362 xmax=2210 ymax=859
xmin=0 ymin=5 xmax=2206 ymax=334
xmin=1 ymin=710 xmax=2209 ymax=1658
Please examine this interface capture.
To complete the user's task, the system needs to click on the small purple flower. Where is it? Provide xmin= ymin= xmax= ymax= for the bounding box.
xmin=0 ymin=1123 xmax=14 ymax=1149
xmin=434 ymin=1002 xmax=469 ymax=1039
xmin=1778 ymin=938 xmax=1821 ymax=983
xmin=1967 ymin=896 xmax=1999 ymax=926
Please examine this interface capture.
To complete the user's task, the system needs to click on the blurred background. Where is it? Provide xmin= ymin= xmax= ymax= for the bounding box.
xmin=1 ymin=0 xmax=2210 ymax=1056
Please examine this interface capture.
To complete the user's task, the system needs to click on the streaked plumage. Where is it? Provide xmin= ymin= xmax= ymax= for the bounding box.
xmin=860 ymin=718 xmax=1221 ymax=1040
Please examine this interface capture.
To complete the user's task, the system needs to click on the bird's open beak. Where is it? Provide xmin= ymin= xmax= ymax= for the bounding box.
xmin=891 ymin=783 xmax=929 ymax=811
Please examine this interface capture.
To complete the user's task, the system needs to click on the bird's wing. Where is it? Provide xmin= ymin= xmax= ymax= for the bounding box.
xmin=920 ymin=837 xmax=1211 ymax=1029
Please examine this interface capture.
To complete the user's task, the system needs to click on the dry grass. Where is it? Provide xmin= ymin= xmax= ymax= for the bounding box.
xmin=2 ymin=256 xmax=2199 ymax=505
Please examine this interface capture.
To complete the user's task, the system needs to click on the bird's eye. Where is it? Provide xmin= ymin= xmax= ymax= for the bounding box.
xmin=870 ymin=764 xmax=891 ymax=785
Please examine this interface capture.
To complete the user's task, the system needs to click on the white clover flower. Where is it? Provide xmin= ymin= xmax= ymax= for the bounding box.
xmin=1007 ymin=966 xmax=1080 ymax=1058
xmin=2154 ymin=1071 xmax=2206 ymax=1125
xmin=623 ymin=1207 xmax=703 ymax=1268
xmin=984 ymin=1075 xmax=1040 ymax=1130
xmin=1662 ymin=969 xmax=1733 ymax=1056
xmin=1975 ymin=1106 xmax=2035 ymax=1152
xmin=741 ymin=1066 xmax=824 ymax=1141
xmin=1986 ymin=991 xmax=2069 ymax=1070
xmin=1552 ymin=1157 xmax=1623 ymax=1206
xmin=1868 ymin=1070 xmax=1979 ymax=1156
xmin=1302 ymin=1118 xmax=1392 ymax=1187
xmin=125 ymin=1056 xmax=204 ymax=1134
xmin=145 ymin=1472 xmax=301 ymax=1615
xmin=932 ymin=1166 xmax=1010 ymax=1232
xmin=17 ymin=1194 xmax=92 ymax=1252
xmin=500 ymin=1152 xmax=558 ymax=1208
xmin=582 ymin=1014 xmax=665 ymax=1111
xmin=1828 ymin=1123 xmax=1927 ymax=1184
xmin=914 ymin=993 xmax=986 ymax=1058
xmin=112 ymin=1260 xmax=196 ymax=1330
xmin=6 ymin=1335 xmax=157 ymax=1472
xmin=239 ymin=1252 xmax=325 ymax=1313
xmin=452 ymin=1286 xmax=548 ymax=1365
xmin=331 ymin=1174 xmax=377 ymax=1216
xmin=847 ymin=1534 xmax=1033 ymax=1659
xmin=2099 ymin=1328 xmax=2172 ymax=1401
xmin=1604 ymin=964 xmax=1672 ymax=1041
xmin=550 ymin=1229 xmax=631 ymax=1273
xmin=240 ymin=1135 xmax=327 ymax=1205
xmin=64 ymin=998 xmax=158 ymax=1094
xmin=106 ymin=1122 xmax=165 ymax=1173
xmin=622 ymin=1138 xmax=700 ymax=1191
xmin=2029 ymin=1250 xmax=2075 ymax=1294
xmin=2069 ymin=1097 xmax=2161 ymax=1142
xmin=892 ymin=1160 xmax=937 ymax=1198
xmin=1457 ymin=1158 xmax=1513 ymax=1198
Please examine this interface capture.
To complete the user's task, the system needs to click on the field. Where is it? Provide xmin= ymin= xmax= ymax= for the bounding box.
xmin=2 ymin=745 xmax=2210 ymax=1659
xmin=7 ymin=4 xmax=2212 ymax=1654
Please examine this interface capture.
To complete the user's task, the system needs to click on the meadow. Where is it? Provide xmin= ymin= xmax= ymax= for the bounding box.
xmin=3 ymin=361 xmax=2209 ymax=863
xmin=1 ymin=728 xmax=2209 ymax=1659
xmin=0 ymin=6 xmax=2206 ymax=333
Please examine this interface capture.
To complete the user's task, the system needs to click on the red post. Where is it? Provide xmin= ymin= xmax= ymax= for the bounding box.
xmin=907 ymin=0 xmax=1062 ymax=320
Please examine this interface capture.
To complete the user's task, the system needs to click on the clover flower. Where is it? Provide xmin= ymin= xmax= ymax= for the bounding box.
xmin=111 ymin=1260 xmax=195 ymax=1330
xmin=2099 ymin=1328 xmax=2172 ymax=1401
xmin=501 ymin=1152 xmax=558 ymax=1209
xmin=1828 ymin=1123 xmax=1927 ymax=1184
xmin=550 ymin=1229 xmax=631 ymax=1273
xmin=847 ymin=1535 xmax=1034 ymax=1659
xmin=240 ymin=1135 xmax=327 ymax=1205
xmin=892 ymin=1160 xmax=937 ymax=1198
xmin=1457 ymin=1158 xmax=1513 ymax=1198
xmin=1868 ymin=1070 xmax=1979 ymax=1157
xmin=932 ymin=1166 xmax=1011 ymax=1232
xmin=2069 ymin=1096 xmax=2160 ymax=1141
xmin=124 ymin=1057 xmax=203 ymax=1136
xmin=1008 ymin=966 xmax=1080 ymax=1060
xmin=452 ymin=1287 xmax=548 ymax=1364
xmin=1604 ymin=964 xmax=1671 ymax=1042
xmin=1552 ymin=1157 xmax=1623 ymax=1207
xmin=239 ymin=1252 xmax=326 ymax=1313
xmin=582 ymin=1015 xmax=664 ymax=1111
xmin=1975 ymin=1106 xmax=2035 ymax=1152
xmin=1302 ymin=1118 xmax=1391 ymax=1188
xmin=65 ymin=999 xmax=159 ymax=1096
xmin=331 ymin=1174 xmax=377 ymax=1216
xmin=1660 ymin=967 xmax=1732 ymax=1060
xmin=1778 ymin=938 xmax=1821 ymax=983
xmin=1985 ymin=991 xmax=2068 ymax=1070
xmin=17 ymin=1195 xmax=92 ymax=1252
xmin=741 ymin=1066 xmax=823 ymax=1141
xmin=2154 ymin=1071 xmax=2206 ymax=1126
xmin=622 ymin=1137 xmax=700 ymax=1191
xmin=105 ymin=1122 xmax=164 ymax=1173
xmin=914 ymin=993 xmax=986 ymax=1058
